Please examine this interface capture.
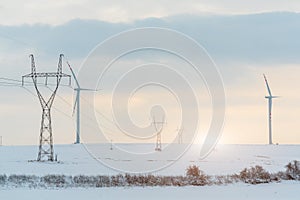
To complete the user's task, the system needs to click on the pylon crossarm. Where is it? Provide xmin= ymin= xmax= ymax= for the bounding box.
xmin=23 ymin=72 xmax=70 ymax=79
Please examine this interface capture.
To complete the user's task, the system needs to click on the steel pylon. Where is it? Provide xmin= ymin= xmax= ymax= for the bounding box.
xmin=22 ymin=54 xmax=70 ymax=161
xmin=153 ymin=116 xmax=165 ymax=152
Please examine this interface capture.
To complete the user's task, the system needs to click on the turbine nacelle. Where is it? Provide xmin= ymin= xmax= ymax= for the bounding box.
xmin=74 ymin=88 xmax=95 ymax=91
xmin=265 ymin=96 xmax=279 ymax=99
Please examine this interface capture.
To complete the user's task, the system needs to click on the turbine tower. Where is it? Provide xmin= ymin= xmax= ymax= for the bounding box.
xmin=22 ymin=54 xmax=70 ymax=161
xmin=67 ymin=62 xmax=95 ymax=144
xmin=263 ymin=74 xmax=278 ymax=145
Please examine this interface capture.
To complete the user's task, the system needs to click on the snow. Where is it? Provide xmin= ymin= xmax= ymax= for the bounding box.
xmin=0 ymin=144 xmax=299 ymax=199
xmin=0 ymin=144 xmax=299 ymax=175
xmin=0 ymin=182 xmax=299 ymax=200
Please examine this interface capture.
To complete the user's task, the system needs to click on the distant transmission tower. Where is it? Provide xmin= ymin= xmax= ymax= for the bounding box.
xmin=153 ymin=116 xmax=165 ymax=151
xmin=22 ymin=54 xmax=70 ymax=161
xmin=177 ymin=127 xmax=184 ymax=144
xmin=110 ymin=139 xmax=113 ymax=150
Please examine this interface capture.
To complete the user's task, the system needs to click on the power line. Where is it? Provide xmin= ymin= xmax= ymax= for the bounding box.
xmin=24 ymin=84 xmax=119 ymax=140
xmin=45 ymin=85 xmax=73 ymax=107
xmin=0 ymin=77 xmax=22 ymax=82
xmin=21 ymin=85 xmax=72 ymax=119
xmin=0 ymin=81 xmax=20 ymax=86
xmin=46 ymin=82 xmax=119 ymax=136
xmin=0 ymin=77 xmax=74 ymax=119
xmin=0 ymin=75 xmax=119 ymax=139
xmin=45 ymin=82 xmax=118 ymax=136
xmin=0 ymin=75 xmax=120 ymax=130
xmin=80 ymin=94 xmax=116 ymax=126
xmin=0 ymin=30 xmax=119 ymax=141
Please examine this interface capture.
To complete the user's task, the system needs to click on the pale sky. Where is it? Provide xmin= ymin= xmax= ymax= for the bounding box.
xmin=0 ymin=1 xmax=299 ymax=146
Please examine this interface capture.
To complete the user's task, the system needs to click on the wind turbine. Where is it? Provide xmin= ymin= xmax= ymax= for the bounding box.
xmin=263 ymin=74 xmax=278 ymax=145
xmin=67 ymin=62 xmax=96 ymax=144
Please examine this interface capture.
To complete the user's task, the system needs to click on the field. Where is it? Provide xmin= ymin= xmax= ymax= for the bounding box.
xmin=0 ymin=144 xmax=299 ymax=175
xmin=0 ymin=144 xmax=299 ymax=199
xmin=1 ymin=182 xmax=299 ymax=200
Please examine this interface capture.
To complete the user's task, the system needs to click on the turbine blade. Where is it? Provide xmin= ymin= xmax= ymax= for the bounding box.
xmin=67 ymin=61 xmax=80 ymax=88
xmin=263 ymin=74 xmax=272 ymax=96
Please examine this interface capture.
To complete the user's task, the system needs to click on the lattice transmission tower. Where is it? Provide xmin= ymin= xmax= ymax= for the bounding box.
xmin=153 ymin=116 xmax=165 ymax=151
xmin=22 ymin=54 xmax=70 ymax=161
xmin=177 ymin=127 xmax=184 ymax=144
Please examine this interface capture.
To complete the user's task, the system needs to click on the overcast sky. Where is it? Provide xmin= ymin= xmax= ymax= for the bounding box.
xmin=0 ymin=0 xmax=300 ymax=25
xmin=0 ymin=1 xmax=299 ymax=146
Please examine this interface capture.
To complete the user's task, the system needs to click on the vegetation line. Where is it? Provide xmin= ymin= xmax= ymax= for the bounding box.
xmin=0 ymin=160 xmax=299 ymax=188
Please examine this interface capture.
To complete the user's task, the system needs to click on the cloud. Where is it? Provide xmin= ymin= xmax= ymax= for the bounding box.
xmin=0 ymin=12 xmax=300 ymax=145
xmin=1 ymin=12 xmax=300 ymax=65
xmin=1 ymin=0 xmax=300 ymax=25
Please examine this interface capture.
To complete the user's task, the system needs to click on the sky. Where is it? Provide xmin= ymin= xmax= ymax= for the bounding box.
xmin=0 ymin=1 xmax=299 ymax=146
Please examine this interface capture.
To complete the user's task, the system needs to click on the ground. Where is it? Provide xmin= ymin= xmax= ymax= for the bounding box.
xmin=0 ymin=144 xmax=299 ymax=175
xmin=0 ymin=182 xmax=299 ymax=200
xmin=0 ymin=144 xmax=299 ymax=199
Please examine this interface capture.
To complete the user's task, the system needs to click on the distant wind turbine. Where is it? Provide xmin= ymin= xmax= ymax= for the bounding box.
xmin=263 ymin=74 xmax=279 ymax=145
xmin=67 ymin=62 xmax=97 ymax=144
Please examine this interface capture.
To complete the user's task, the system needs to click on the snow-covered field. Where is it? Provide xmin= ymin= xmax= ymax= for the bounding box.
xmin=0 ymin=144 xmax=299 ymax=175
xmin=0 ymin=182 xmax=299 ymax=200
xmin=0 ymin=144 xmax=299 ymax=199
